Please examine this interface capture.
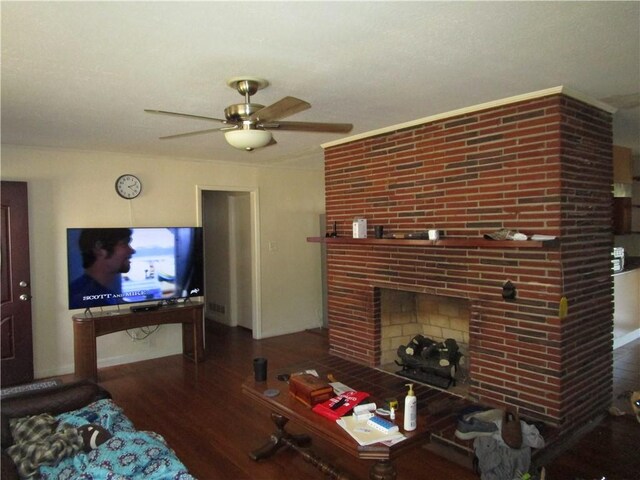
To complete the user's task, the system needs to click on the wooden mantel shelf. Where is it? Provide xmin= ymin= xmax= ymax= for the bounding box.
xmin=306 ymin=236 xmax=558 ymax=248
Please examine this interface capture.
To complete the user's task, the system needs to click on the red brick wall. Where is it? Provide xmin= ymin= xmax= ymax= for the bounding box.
xmin=323 ymin=93 xmax=613 ymax=428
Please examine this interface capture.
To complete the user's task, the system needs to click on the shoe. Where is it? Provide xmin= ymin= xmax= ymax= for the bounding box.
xmin=454 ymin=416 xmax=498 ymax=439
xmin=501 ymin=410 xmax=523 ymax=448
xmin=464 ymin=408 xmax=504 ymax=423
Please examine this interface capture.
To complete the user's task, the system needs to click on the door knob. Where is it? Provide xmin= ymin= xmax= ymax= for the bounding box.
xmin=19 ymin=281 xmax=29 ymax=287
xmin=19 ymin=294 xmax=31 ymax=301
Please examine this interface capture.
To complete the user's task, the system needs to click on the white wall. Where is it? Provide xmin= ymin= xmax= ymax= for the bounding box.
xmin=1 ymin=144 xmax=325 ymax=378
xmin=202 ymin=191 xmax=231 ymax=324
xmin=256 ymin=168 xmax=327 ymax=336
xmin=230 ymin=193 xmax=253 ymax=330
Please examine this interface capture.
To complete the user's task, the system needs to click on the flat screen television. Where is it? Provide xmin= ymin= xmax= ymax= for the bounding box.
xmin=67 ymin=227 xmax=204 ymax=310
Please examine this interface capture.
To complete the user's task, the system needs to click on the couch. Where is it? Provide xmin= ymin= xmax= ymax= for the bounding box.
xmin=1 ymin=380 xmax=193 ymax=479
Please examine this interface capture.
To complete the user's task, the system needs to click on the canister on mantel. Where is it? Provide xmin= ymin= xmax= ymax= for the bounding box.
xmin=353 ymin=217 xmax=367 ymax=238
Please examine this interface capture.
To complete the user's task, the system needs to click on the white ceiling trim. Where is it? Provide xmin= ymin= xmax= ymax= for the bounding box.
xmin=322 ymin=86 xmax=617 ymax=149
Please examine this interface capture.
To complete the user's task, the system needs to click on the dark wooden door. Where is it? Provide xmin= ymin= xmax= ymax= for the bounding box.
xmin=1 ymin=181 xmax=34 ymax=387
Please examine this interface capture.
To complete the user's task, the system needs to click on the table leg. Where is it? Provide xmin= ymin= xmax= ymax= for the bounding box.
xmin=250 ymin=413 xmax=351 ymax=480
xmin=250 ymin=412 xmax=311 ymax=461
xmin=369 ymin=459 xmax=397 ymax=480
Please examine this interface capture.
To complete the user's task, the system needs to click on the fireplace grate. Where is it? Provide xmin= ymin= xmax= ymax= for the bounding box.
xmin=396 ymin=368 xmax=457 ymax=389
xmin=395 ymin=335 xmax=462 ymax=389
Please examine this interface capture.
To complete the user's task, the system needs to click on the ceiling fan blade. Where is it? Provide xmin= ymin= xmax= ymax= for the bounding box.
xmin=159 ymin=125 xmax=238 ymax=140
xmin=260 ymin=121 xmax=353 ymax=133
xmin=145 ymin=109 xmax=227 ymax=123
xmin=250 ymin=96 xmax=310 ymax=122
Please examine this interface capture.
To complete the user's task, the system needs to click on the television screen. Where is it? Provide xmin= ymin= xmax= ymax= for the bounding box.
xmin=67 ymin=227 xmax=204 ymax=310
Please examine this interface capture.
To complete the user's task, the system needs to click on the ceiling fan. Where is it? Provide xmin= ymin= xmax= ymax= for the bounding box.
xmin=145 ymin=77 xmax=353 ymax=151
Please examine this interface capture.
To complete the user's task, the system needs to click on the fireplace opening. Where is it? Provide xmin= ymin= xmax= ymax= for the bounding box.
xmin=378 ymin=288 xmax=471 ymax=396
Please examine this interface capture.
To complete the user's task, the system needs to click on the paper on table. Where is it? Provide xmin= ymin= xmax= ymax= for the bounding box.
xmin=329 ymin=382 xmax=354 ymax=395
xmin=336 ymin=415 xmax=405 ymax=446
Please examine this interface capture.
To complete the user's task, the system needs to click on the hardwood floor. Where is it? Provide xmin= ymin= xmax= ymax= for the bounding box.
xmin=544 ymin=338 xmax=640 ymax=480
xmin=87 ymin=324 xmax=638 ymax=479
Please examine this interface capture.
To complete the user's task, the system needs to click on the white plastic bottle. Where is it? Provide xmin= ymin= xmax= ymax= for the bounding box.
xmin=403 ymin=383 xmax=417 ymax=431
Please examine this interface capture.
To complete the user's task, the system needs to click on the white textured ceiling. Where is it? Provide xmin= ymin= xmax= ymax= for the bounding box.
xmin=2 ymin=1 xmax=639 ymax=168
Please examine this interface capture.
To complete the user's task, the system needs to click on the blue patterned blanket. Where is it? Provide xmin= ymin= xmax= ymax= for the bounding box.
xmin=39 ymin=399 xmax=194 ymax=480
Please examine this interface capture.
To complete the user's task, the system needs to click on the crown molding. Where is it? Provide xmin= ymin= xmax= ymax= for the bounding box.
xmin=322 ymin=86 xmax=617 ymax=149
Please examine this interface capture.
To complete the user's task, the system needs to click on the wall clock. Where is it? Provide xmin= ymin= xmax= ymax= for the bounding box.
xmin=115 ymin=174 xmax=142 ymax=199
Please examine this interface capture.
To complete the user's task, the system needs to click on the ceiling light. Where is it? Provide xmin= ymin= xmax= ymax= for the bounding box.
xmin=224 ymin=129 xmax=272 ymax=151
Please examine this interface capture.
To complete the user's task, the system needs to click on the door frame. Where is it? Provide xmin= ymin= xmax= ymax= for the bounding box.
xmin=196 ymin=185 xmax=262 ymax=338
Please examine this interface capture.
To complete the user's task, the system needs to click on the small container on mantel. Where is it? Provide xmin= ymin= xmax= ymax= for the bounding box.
xmin=353 ymin=217 xmax=367 ymax=238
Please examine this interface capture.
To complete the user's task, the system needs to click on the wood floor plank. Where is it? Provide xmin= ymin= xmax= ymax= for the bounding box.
xmin=79 ymin=322 xmax=639 ymax=480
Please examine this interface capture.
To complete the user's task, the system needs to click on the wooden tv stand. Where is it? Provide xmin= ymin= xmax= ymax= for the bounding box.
xmin=73 ymin=301 xmax=204 ymax=381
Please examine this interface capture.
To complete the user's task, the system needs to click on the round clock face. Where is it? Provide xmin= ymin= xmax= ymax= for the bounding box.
xmin=115 ymin=174 xmax=142 ymax=199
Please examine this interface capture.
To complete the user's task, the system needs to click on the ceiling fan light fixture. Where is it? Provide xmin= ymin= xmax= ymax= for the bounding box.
xmin=224 ymin=128 xmax=272 ymax=151
xmin=146 ymin=76 xmax=352 ymax=149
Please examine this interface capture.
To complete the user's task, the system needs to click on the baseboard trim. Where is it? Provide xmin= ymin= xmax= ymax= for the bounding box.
xmin=614 ymin=329 xmax=640 ymax=349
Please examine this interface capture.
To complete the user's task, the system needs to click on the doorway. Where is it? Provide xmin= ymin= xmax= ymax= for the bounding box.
xmin=200 ymin=187 xmax=261 ymax=337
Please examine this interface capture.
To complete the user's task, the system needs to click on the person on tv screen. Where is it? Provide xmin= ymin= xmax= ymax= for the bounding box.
xmin=70 ymin=228 xmax=135 ymax=308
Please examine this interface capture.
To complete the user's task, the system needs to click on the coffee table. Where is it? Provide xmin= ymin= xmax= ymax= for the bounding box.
xmin=242 ymin=355 xmax=439 ymax=480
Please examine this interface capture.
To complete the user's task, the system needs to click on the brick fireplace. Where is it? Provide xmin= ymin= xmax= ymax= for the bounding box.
xmin=319 ymin=87 xmax=615 ymax=432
